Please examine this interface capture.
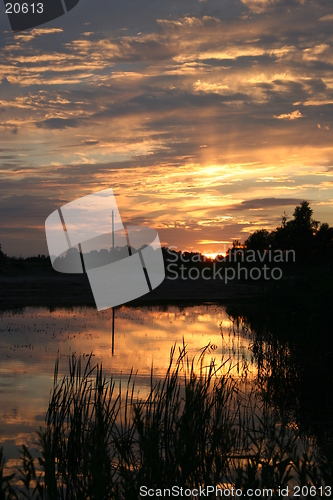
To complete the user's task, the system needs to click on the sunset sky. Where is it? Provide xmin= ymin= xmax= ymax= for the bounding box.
xmin=1 ymin=0 xmax=333 ymax=257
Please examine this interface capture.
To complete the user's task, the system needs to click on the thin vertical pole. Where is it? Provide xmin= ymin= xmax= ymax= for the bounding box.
xmin=112 ymin=210 xmax=115 ymax=249
xmin=112 ymin=210 xmax=115 ymax=355
xmin=112 ymin=307 xmax=115 ymax=356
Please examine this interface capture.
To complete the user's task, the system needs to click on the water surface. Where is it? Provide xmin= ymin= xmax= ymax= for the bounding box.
xmin=0 ymin=304 xmax=256 ymax=467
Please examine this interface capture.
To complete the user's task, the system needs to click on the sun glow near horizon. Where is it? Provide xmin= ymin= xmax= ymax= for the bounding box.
xmin=2 ymin=0 xmax=333 ymax=256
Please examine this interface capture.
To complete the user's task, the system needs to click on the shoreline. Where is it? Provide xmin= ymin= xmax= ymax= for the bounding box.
xmin=0 ymin=271 xmax=260 ymax=311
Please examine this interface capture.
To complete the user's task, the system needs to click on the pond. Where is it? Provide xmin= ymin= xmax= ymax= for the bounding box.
xmin=1 ymin=301 xmax=331 ymax=495
xmin=0 ymin=304 xmax=256 ymax=470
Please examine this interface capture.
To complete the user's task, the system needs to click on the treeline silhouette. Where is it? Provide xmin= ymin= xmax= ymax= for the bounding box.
xmin=162 ymin=201 xmax=333 ymax=279
xmin=242 ymin=200 xmax=333 ymax=262
xmin=1 ymin=201 xmax=332 ymax=272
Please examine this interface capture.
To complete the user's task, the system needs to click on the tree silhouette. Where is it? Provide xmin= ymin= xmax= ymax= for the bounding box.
xmin=282 ymin=201 xmax=319 ymax=259
xmin=244 ymin=229 xmax=271 ymax=253
xmin=243 ymin=201 xmax=333 ymax=262
xmin=0 ymin=243 xmax=7 ymax=269
xmin=292 ymin=201 xmax=319 ymax=232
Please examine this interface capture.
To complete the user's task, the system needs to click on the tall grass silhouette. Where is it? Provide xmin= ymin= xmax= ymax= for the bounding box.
xmin=0 ymin=345 xmax=331 ymax=499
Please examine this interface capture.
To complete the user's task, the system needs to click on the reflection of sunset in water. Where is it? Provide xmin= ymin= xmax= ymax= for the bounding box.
xmin=0 ymin=305 xmax=255 ymax=465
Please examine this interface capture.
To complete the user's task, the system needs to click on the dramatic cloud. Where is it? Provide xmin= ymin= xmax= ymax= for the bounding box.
xmin=228 ymin=198 xmax=304 ymax=211
xmin=1 ymin=0 xmax=333 ymax=256
xmin=274 ymin=110 xmax=304 ymax=120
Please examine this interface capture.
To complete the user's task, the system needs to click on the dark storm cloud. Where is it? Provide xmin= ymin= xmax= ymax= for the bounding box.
xmin=35 ymin=118 xmax=80 ymax=129
xmin=228 ymin=198 xmax=304 ymax=211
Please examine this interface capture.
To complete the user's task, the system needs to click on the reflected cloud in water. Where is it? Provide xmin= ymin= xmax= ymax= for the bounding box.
xmin=0 ymin=304 xmax=255 ymax=463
